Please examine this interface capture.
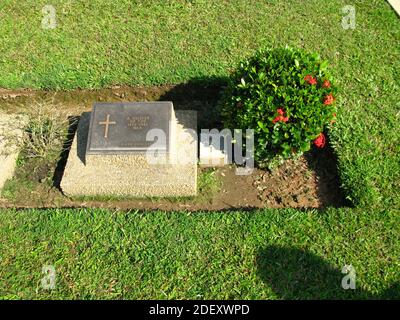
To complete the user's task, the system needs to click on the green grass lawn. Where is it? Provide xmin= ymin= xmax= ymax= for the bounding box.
xmin=0 ymin=0 xmax=399 ymax=299
xmin=1 ymin=208 xmax=399 ymax=299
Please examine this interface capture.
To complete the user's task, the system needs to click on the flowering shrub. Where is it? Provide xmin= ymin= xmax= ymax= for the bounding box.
xmin=220 ymin=47 xmax=337 ymax=168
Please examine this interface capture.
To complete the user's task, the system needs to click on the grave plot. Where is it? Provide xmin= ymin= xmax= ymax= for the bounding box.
xmin=0 ymin=84 xmax=346 ymax=210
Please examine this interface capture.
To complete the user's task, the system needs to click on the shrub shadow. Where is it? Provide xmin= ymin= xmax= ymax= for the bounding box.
xmin=305 ymin=142 xmax=350 ymax=208
xmin=52 ymin=116 xmax=79 ymax=188
xmin=158 ymin=76 xmax=228 ymax=130
xmin=256 ymin=245 xmax=399 ymax=299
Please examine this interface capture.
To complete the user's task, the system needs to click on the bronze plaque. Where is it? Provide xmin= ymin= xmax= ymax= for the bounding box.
xmin=86 ymin=102 xmax=172 ymax=154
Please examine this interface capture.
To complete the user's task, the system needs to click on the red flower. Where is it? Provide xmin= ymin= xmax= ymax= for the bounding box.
xmin=272 ymin=115 xmax=289 ymax=124
xmin=309 ymin=77 xmax=317 ymax=85
xmin=272 ymin=109 xmax=289 ymax=124
xmin=304 ymin=74 xmax=317 ymax=85
xmin=322 ymin=80 xmax=331 ymax=88
xmin=324 ymin=93 xmax=334 ymax=105
xmin=314 ymin=133 xmax=326 ymax=148
xmin=304 ymin=74 xmax=313 ymax=82
xmin=272 ymin=116 xmax=281 ymax=124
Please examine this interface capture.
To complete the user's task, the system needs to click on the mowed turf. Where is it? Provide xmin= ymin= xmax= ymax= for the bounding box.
xmin=0 ymin=208 xmax=399 ymax=299
xmin=0 ymin=0 xmax=398 ymax=207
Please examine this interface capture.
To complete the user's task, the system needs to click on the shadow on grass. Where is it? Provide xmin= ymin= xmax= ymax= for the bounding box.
xmin=256 ymin=245 xmax=399 ymax=299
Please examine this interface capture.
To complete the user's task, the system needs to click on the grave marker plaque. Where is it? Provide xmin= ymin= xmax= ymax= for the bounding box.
xmin=86 ymin=102 xmax=173 ymax=155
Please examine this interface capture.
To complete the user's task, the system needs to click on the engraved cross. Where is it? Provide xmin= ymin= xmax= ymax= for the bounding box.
xmin=99 ymin=114 xmax=116 ymax=139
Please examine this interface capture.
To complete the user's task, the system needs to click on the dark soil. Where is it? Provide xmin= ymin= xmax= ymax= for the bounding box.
xmin=0 ymin=83 xmax=347 ymax=211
